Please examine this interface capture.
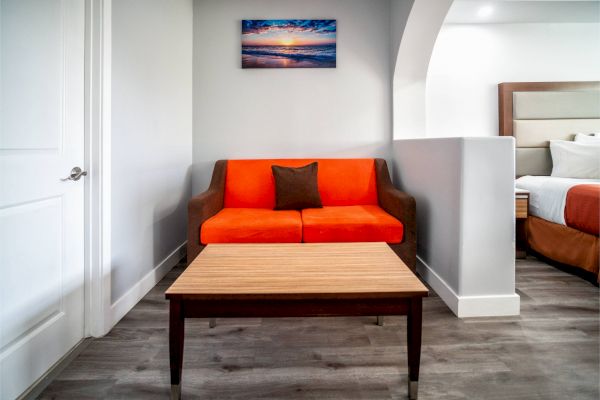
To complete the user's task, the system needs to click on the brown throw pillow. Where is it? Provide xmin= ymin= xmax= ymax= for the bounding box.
xmin=272 ymin=162 xmax=323 ymax=210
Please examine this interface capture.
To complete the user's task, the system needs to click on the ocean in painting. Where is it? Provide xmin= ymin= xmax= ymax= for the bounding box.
xmin=242 ymin=20 xmax=336 ymax=69
xmin=242 ymin=44 xmax=336 ymax=68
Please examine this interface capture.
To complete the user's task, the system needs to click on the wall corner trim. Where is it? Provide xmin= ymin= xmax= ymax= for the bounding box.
xmin=417 ymin=256 xmax=521 ymax=318
xmin=85 ymin=0 xmax=113 ymax=339
xmin=109 ymin=241 xmax=186 ymax=329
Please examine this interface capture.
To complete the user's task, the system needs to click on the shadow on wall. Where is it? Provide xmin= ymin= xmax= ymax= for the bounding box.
xmin=110 ymin=165 xmax=192 ymax=304
xmin=153 ymin=166 xmax=192 ymax=266
xmin=392 ymin=138 xmax=462 ymax=290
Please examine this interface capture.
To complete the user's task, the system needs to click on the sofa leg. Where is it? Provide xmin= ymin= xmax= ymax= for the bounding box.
xmin=377 ymin=316 xmax=384 ymax=326
xmin=209 ymin=318 xmax=216 ymax=328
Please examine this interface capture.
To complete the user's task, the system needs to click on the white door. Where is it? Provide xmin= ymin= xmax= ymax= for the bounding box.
xmin=0 ymin=1 xmax=85 ymax=398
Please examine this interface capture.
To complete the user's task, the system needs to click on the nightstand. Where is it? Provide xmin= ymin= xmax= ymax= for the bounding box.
xmin=515 ymin=189 xmax=529 ymax=258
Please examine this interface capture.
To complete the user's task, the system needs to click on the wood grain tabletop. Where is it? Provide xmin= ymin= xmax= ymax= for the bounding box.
xmin=166 ymin=242 xmax=428 ymax=300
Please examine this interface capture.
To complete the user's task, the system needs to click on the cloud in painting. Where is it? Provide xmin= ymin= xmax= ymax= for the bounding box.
xmin=242 ymin=19 xmax=336 ymax=35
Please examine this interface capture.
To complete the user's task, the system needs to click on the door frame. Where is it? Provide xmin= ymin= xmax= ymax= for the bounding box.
xmin=84 ymin=0 xmax=112 ymax=337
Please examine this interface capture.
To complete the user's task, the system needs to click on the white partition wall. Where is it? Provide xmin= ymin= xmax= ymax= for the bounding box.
xmin=392 ymin=137 xmax=519 ymax=317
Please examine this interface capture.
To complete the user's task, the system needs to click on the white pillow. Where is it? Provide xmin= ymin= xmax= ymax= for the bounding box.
xmin=550 ymin=140 xmax=600 ymax=179
xmin=574 ymin=133 xmax=600 ymax=143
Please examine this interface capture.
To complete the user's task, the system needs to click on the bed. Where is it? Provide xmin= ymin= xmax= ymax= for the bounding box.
xmin=498 ymin=81 xmax=600 ymax=280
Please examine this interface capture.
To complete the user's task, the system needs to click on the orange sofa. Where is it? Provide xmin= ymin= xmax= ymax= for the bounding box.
xmin=187 ymin=159 xmax=417 ymax=270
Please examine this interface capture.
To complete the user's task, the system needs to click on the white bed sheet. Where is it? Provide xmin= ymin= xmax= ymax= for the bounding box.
xmin=515 ymin=176 xmax=600 ymax=225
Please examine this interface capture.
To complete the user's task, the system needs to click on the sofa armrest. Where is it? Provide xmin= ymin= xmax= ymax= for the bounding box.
xmin=375 ymin=158 xmax=417 ymax=270
xmin=187 ymin=160 xmax=227 ymax=264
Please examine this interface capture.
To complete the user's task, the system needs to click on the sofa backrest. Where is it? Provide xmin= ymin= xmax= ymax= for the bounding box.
xmin=224 ymin=159 xmax=379 ymax=208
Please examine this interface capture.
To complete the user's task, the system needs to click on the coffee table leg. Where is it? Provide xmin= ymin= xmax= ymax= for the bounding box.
xmin=170 ymin=299 xmax=185 ymax=400
xmin=407 ymin=297 xmax=422 ymax=400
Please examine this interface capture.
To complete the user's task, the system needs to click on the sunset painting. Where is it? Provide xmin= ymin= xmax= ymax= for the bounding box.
xmin=242 ymin=20 xmax=336 ymax=68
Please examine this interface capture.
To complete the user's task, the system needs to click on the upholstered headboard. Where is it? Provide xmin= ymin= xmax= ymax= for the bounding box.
xmin=498 ymin=81 xmax=600 ymax=176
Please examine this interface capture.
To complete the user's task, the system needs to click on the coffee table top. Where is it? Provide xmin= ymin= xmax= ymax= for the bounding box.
xmin=166 ymin=242 xmax=428 ymax=300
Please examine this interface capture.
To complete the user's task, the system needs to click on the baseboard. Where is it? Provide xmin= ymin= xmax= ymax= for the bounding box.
xmin=456 ymin=293 xmax=520 ymax=317
xmin=417 ymin=256 xmax=520 ymax=318
xmin=18 ymin=338 xmax=92 ymax=400
xmin=110 ymin=241 xmax=186 ymax=328
xmin=416 ymin=256 xmax=460 ymax=314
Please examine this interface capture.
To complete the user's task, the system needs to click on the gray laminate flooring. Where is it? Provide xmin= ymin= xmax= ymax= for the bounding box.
xmin=39 ymin=257 xmax=599 ymax=399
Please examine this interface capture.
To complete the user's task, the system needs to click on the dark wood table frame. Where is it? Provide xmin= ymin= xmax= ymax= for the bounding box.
xmin=167 ymin=295 xmax=424 ymax=400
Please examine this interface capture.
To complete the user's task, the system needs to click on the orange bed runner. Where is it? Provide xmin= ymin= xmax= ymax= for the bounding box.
xmin=527 ymin=216 xmax=599 ymax=279
xmin=565 ymin=184 xmax=600 ymax=236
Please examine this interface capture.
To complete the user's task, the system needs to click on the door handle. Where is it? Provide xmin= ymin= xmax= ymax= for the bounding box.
xmin=61 ymin=167 xmax=88 ymax=181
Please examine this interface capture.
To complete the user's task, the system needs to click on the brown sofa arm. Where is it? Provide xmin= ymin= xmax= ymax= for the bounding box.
xmin=187 ymin=160 xmax=227 ymax=265
xmin=375 ymin=158 xmax=417 ymax=271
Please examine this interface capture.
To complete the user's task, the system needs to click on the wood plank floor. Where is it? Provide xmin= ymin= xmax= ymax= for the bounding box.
xmin=39 ymin=257 xmax=599 ymax=399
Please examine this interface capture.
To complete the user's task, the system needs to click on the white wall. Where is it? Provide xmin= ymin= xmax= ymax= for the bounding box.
xmin=111 ymin=0 xmax=193 ymax=311
xmin=193 ymin=0 xmax=392 ymax=193
xmin=392 ymin=0 xmax=453 ymax=139
xmin=392 ymin=137 xmax=519 ymax=317
xmin=427 ymin=23 xmax=600 ymax=138
xmin=390 ymin=0 xmax=414 ymax=73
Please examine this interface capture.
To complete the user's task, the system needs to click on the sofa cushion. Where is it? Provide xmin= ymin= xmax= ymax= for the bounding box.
xmin=301 ymin=205 xmax=403 ymax=244
xmin=272 ymin=162 xmax=323 ymax=210
xmin=201 ymin=208 xmax=302 ymax=244
xmin=224 ymin=159 xmax=378 ymax=208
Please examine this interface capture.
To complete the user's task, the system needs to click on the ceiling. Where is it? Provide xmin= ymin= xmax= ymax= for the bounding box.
xmin=445 ymin=0 xmax=600 ymax=23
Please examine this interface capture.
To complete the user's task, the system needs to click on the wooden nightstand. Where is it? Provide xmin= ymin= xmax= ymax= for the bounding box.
xmin=515 ymin=189 xmax=529 ymax=258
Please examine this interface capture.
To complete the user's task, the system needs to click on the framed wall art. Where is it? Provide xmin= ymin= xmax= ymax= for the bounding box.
xmin=242 ymin=19 xmax=337 ymax=68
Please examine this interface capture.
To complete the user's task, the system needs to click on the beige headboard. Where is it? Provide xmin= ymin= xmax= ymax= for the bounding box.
xmin=498 ymin=81 xmax=600 ymax=176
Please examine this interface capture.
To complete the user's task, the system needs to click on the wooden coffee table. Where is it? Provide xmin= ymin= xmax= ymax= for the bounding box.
xmin=165 ymin=242 xmax=428 ymax=399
